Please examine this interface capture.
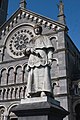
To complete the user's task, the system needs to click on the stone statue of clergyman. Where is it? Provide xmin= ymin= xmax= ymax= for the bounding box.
xmin=25 ymin=25 xmax=54 ymax=98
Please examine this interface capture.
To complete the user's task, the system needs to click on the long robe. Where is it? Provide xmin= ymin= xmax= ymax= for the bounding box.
xmin=26 ymin=35 xmax=54 ymax=96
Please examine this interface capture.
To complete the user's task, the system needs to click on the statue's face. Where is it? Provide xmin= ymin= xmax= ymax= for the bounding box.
xmin=34 ymin=27 xmax=41 ymax=35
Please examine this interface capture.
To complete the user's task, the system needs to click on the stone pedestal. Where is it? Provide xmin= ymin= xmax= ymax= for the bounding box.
xmin=11 ymin=97 xmax=69 ymax=120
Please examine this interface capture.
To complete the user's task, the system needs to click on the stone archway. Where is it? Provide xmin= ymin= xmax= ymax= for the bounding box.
xmin=75 ymin=103 xmax=80 ymax=120
xmin=8 ymin=104 xmax=19 ymax=120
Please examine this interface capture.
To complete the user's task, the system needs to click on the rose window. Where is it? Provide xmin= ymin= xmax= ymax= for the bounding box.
xmin=6 ymin=26 xmax=35 ymax=58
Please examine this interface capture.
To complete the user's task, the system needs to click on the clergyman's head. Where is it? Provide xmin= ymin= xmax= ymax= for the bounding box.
xmin=34 ymin=25 xmax=42 ymax=35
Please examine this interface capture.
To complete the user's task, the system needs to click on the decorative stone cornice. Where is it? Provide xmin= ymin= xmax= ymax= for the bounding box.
xmin=0 ymin=8 xmax=67 ymax=40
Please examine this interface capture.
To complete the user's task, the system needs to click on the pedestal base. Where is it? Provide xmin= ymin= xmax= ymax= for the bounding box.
xmin=11 ymin=97 xmax=69 ymax=120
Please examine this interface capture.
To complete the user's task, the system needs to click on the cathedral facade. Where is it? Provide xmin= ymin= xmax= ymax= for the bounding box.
xmin=0 ymin=0 xmax=80 ymax=120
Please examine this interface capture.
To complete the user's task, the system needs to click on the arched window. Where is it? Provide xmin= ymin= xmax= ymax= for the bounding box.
xmin=0 ymin=90 xmax=2 ymax=100
xmin=7 ymin=88 xmax=10 ymax=100
xmin=19 ymin=87 xmax=23 ymax=99
xmin=8 ymin=67 xmax=14 ymax=85
xmin=3 ymin=89 xmax=6 ymax=100
xmin=1 ymin=69 xmax=7 ymax=86
xmin=16 ymin=66 xmax=22 ymax=83
xmin=15 ymin=88 xmax=19 ymax=99
xmin=11 ymin=88 xmax=15 ymax=99
xmin=50 ymin=36 xmax=57 ymax=50
xmin=53 ymin=82 xmax=60 ymax=95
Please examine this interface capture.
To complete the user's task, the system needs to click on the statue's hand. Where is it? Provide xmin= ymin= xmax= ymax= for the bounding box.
xmin=35 ymin=51 xmax=41 ymax=57
xmin=31 ymin=49 xmax=41 ymax=57
xmin=24 ymin=48 xmax=31 ymax=56
xmin=26 ymin=48 xmax=31 ymax=54
xmin=26 ymin=65 xmax=31 ymax=72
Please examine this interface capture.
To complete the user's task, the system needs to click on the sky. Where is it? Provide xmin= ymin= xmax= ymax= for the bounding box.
xmin=8 ymin=0 xmax=80 ymax=50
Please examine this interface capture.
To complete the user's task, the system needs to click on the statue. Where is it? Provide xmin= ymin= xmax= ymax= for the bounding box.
xmin=25 ymin=25 xmax=54 ymax=98
xmin=58 ymin=0 xmax=64 ymax=15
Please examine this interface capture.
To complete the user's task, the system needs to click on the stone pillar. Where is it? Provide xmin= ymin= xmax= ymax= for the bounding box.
xmin=11 ymin=97 xmax=69 ymax=120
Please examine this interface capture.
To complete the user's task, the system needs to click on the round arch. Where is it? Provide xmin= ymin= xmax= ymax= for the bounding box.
xmin=7 ymin=103 xmax=19 ymax=113
xmin=7 ymin=103 xmax=19 ymax=120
